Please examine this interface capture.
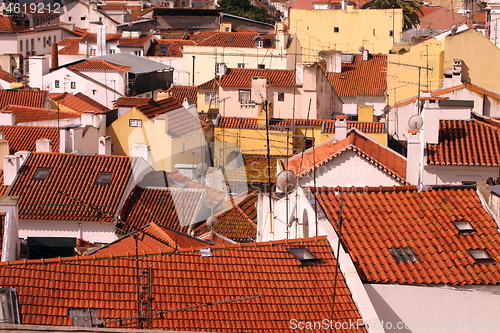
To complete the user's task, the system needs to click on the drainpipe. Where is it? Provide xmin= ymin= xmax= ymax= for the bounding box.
xmin=192 ymin=55 xmax=195 ymax=86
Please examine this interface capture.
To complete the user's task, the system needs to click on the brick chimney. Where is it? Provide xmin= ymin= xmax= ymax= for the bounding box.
xmin=51 ymin=43 xmax=58 ymax=68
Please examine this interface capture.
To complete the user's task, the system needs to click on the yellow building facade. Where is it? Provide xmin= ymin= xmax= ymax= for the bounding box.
xmin=289 ymin=7 xmax=403 ymax=62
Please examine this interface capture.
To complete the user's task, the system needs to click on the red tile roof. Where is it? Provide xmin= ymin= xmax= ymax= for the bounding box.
xmin=113 ymin=96 xmax=153 ymax=107
xmin=427 ymin=118 xmax=500 ymax=166
xmin=220 ymin=68 xmax=296 ymax=87
xmin=7 ymin=152 xmax=137 ymax=222
xmin=0 ymin=16 xmax=29 ymax=33
xmin=165 ymin=85 xmax=197 ymax=104
xmin=68 ymin=59 xmax=131 ymax=71
xmin=285 ymin=129 xmax=407 ymax=182
xmin=0 ymin=237 xmax=366 ymax=331
xmin=419 ymin=7 xmax=468 ymax=30
xmin=195 ymin=191 xmax=258 ymax=242
xmin=196 ymin=32 xmax=276 ymax=48
xmin=136 ymin=96 xmax=182 ymax=119
xmin=0 ymin=125 xmax=59 ymax=153
xmin=117 ymin=34 xmax=152 ymax=47
xmin=197 ymin=77 xmax=220 ymax=90
xmin=313 ymin=185 xmax=500 ymax=285
xmin=147 ymin=39 xmax=195 ymax=57
xmin=327 ymin=54 xmax=387 ymax=96
xmin=322 ymin=120 xmax=386 ymax=133
xmin=2 ymin=105 xmax=80 ymax=123
xmin=224 ymin=155 xmax=278 ymax=183
xmin=0 ymin=69 xmax=17 ymax=83
xmin=0 ymin=170 xmax=8 ymax=196
xmin=117 ymin=186 xmax=204 ymax=234
xmin=81 ymin=33 xmax=122 ymax=43
xmin=94 ymin=222 xmax=210 ymax=255
xmin=57 ymin=37 xmax=82 ymax=55
xmin=0 ymin=90 xmax=48 ymax=109
xmin=50 ymin=92 xmax=109 ymax=114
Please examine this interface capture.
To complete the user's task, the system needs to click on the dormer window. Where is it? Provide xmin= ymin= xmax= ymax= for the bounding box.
xmin=288 ymin=247 xmax=325 ymax=266
xmin=0 ymin=288 xmax=20 ymax=324
xmin=468 ymin=249 xmax=495 ymax=264
xmin=453 ymin=220 xmax=475 ymax=234
xmin=95 ymin=172 xmax=112 ymax=186
xmin=33 ymin=168 xmax=50 ymax=181
xmin=254 ymin=36 xmax=264 ymax=48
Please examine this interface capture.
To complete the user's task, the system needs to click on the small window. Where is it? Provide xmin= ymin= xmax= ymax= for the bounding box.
xmin=68 ymin=16 xmax=72 ymax=21
xmin=109 ymin=49 xmax=115 ymax=54
xmin=204 ymin=92 xmax=218 ymax=105
xmin=54 ymin=80 xmax=59 ymax=88
xmin=92 ymin=89 xmax=97 ymax=95
xmin=36 ymin=18 xmax=40 ymax=26
xmin=0 ymin=288 xmax=20 ymax=324
xmin=134 ymin=50 xmax=142 ymax=56
xmin=453 ymin=221 xmax=475 ymax=234
xmin=43 ymin=37 xmax=46 ymax=46
xmin=129 ymin=119 xmax=142 ymax=127
xmin=95 ymin=172 xmax=112 ymax=185
xmin=70 ymin=82 xmax=76 ymax=89
xmin=33 ymin=168 xmax=50 ymax=181
xmin=42 ymin=17 xmax=46 ymax=26
xmin=468 ymin=249 xmax=495 ymax=264
xmin=288 ymin=247 xmax=325 ymax=266
xmin=237 ymin=63 xmax=245 ymax=68
xmin=238 ymin=89 xmax=251 ymax=103
xmin=277 ymin=92 xmax=284 ymax=101
xmin=81 ymin=16 xmax=86 ymax=20
xmin=89 ymin=49 xmax=96 ymax=56
xmin=304 ymin=137 xmax=314 ymax=149
xmin=257 ymin=64 xmax=265 ymax=69
xmin=389 ymin=30 xmax=394 ymax=37
xmin=19 ymin=40 xmax=22 ymax=52
xmin=256 ymin=39 xmax=264 ymax=48
xmin=389 ymin=246 xmax=418 ymax=263
xmin=334 ymin=27 xmax=340 ymax=33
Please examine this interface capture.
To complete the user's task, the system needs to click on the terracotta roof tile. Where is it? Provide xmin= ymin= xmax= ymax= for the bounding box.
xmin=0 ymin=125 xmax=59 ymax=153
xmin=327 ymin=54 xmax=387 ymax=96
xmin=0 ymin=16 xmax=29 ymax=33
xmin=165 ymin=85 xmax=197 ymax=104
xmin=81 ymin=33 xmax=122 ymax=43
xmin=113 ymin=96 xmax=153 ymax=107
xmin=0 ymin=90 xmax=48 ymax=109
xmin=196 ymin=32 xmax=276 ymax=48
xmin=94 ymin=222 xmax=210 ymax=255
xmin=2 ymin=105 xmax=80 ymax=123
xmin=285 ymin=129 xmax=407 ymax=182
xmin=224 ymin=156 xmax=278 ymax=183
xmin=427 ymin=118 xmax=500 ymax=166
xmin=0 ymin=69 xmax=17 ymax=83
xmin=57 ymin=37 xmax=82 ymax=55
xmin=50 ymin=92 xmax=109 ymax=114
xmin=147 ymin=39 xmax=195 ymax=57
xmin=220 ymin=68 xmax=296 ymax=87
xmin=0 ymin=237 xmax=366 ymax=332
xmin=313 ymin=185 xmax=500 ymax=285
xmin=197 ymin=77 xmax=220 ymax=90
xmin=322 ymin=120 xmax=386 ymax=133
xmin=68 ymin=59 xmax=131 ymax=71
xmin=136 ymin=96 xmax=182 ymax=119
xmin=117 ymin=34 xmax=152 ymax=47
xmin=7 ymin=152 xmax=137 ymax=222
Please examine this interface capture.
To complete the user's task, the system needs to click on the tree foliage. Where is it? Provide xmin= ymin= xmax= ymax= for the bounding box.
xmin=361 ymin=0 xmax=423 ymax=30
xmin=217 ymin=0 xmax=275 ymax=24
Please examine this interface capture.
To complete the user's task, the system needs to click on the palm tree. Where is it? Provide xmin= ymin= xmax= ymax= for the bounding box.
xmin=361 ymin=0 xmax=424 ymax=30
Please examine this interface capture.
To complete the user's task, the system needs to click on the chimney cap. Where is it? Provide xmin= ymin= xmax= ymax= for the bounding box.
xmin=336 ymin=114 xmax=348 ymax=120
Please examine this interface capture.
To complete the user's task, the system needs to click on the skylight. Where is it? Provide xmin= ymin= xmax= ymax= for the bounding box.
xmin=95 ymin=172 xmax=112 ymax=186
xmin=288 ymin=247 xmax=325 ymax=266
xmin=32 ymin=168 xmax=50 ymax=181
xmin=468 ymin=249 xmax=495 ymax=264
xmin=389 ymin=247 xmax=418 ymax=263
xmin=453 ymin=221 xmax=475 ymax=234
xmin=226 ymin=36 xmax=234 ymax=43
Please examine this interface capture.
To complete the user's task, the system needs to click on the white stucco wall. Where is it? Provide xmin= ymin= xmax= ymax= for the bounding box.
xmin=365 ymin=283 xmax=500 ymax=333
xmin=342 ymin=95 xmax=387 ymax=117
xmin=299 ymin=150 xmax=404 ymax=187
xmin=424 ymin=165 xmax=500 ymax=185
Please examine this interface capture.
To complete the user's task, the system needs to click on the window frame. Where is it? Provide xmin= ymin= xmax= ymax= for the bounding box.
xmin=32 ymin=167 xmax=50 ymax=181
xmin=95 ymin=172 xmax=112 ymax=186
xmin=238 ymin=89 xmax=251 ymax=103
xmin=129 ymin=119 xmax=142 ymax=127
xmin=204 ymin=91 xmax=218 ymax=105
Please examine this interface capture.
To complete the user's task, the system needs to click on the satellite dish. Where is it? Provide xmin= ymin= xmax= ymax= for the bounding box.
xmin=206 ymin=216 xmax=219 ymax=230
xmin=382 ymin=105 xmax=391 ymax=114
xmin=450 ymin=24 xmax=458 ymax=33
xmin=276 ymin=170 xmax=297 ymax=194
xmin=13 ymin=69 xmax=22 ymax=79
xmin=194 ymin=162 xmax=208 ymax=177
xmin=358 ymin=46 xmax=365 ymax=53
xmin=408 ymin=114 xmax=424 ymax=130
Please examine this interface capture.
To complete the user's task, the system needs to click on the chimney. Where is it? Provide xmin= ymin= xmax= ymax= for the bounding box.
xmin=51 ymin=43 xmax=59 ymax=68
xmin=0 ymin=139 xmax=9 ymax=169
xmin=28 ymin=56 xmax=50 ymax=89
xmin=98 ymin=136 xmax=111 ymax=155
xmin=452 ymin=59 xmax=463 ymax=86
xmin=81 ymin=110 xmax=97 ymax=127
xmin=335 ymin=114 xmax=348 ymax=141
xmin=0 ymin=112 xmax=15 ymax=126
xmin=131 ymin=143 xmax=150 ymax=164
xmin=295 ymin=63 xmax=304 ymax=85
xmin=96 ymin=25 xmax=107 ymax=56
xmin=275 ymin=22 xmax=287 ymax=50
xmin=322 ymin=50 xmax=342 ymax=73
xmin=36 ymin=138 xmax=52 ymax=153
xmin=358 ymin=105 xmax=374 ymax=122
xmin=362 ymin=49 xmax=369 ymax=61
xmin=216 ymin=63 xmax=227 ymax=76
xmin=422 ymin=100 xmax=440 ymax=144
xmin=406 ymin=130 xmax=422 ymax=185
xmin=3 ymin=155 xmax=20 ymax=186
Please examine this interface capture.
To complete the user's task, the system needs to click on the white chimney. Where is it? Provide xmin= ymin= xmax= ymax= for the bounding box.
xmin=36 ymin=139 xmax=52 ymax=153
xmin=295 ymin=63 xmax=304 ymax=85
xmin=15 ymin=151 xmax=30 ymax=166
xmin=452 ymin=59 xmax=463 ymax=86
xmin=216 ymin=63 xmax=227 ymax=76
xmin=406 ymin=130 xmax=422 ymax=185
xmin=96 ymin=25 xmax=107 ymax=56
xmin=3 ymin=155 xmax=20 ymax=186
xmin=0 ymin=112 xmax=15 ymax=126
xmin=28 ymin=56 xmax=50 ymax=89
xmin=323 ymin=50 xmax=342 ymax=73
xmin=131 ymin=143 xmax=150 ymax=164
xmin=422 ymin=100 xmax=440 ymax=145
xmin=362 ymin=49 xmax=369 ymax=61
xmin=98 ymin=136 xmax=111 ymax=155
xmin=81 ymin=111 xmax=97 ymax=127
xmin=335 ymin=115 xmax=348 ymax=141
